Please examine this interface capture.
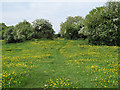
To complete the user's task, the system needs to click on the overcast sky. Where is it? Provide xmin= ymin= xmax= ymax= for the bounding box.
xmin=1 ymin=0 xmax=111 ymax=33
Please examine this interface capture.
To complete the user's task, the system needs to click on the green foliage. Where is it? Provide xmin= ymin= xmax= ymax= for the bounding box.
xmin=64 ymin=24 xmax=79 ymax=40
xmin=54 ymin=33 xmax=61 ymax=38
xmin=85 ymin=1 xmax=120 ymax=46
xmin=13 ymin=20 xmax=34 ymax=42
xmin=3 ymin=20 xmax=34 ymax=43
xmin=3 ymin=26 xmax=15 ymax=43
xmin=32 ymin=19 xmax=55 ymax=39
xmin=0 ymin=23 xmax=8 ymax=39
xmin=60 ymin=16 xmax=86 ymax=40
xmin=3 ymin=19 xmax=55 ymax=43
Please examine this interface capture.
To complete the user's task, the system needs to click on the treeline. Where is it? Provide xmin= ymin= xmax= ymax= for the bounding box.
xmin=0 ymin=19 xmax=55 ymax=43
xmin=0 ymin=1 xmax=119 ymax=46
xmin=59 ymin=1 xmax=120 ymax=46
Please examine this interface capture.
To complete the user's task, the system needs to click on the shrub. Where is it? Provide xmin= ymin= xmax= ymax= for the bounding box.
xmin=3 ymin=26 xmax=15 ymax=43
xmin=85 ymin=1 xmax=120 ymax=46
xmin=4 ymin=20 xmax=34 ymax=43
xmin=13 ymin=20 xmax=34 ymax=42
xmin=0 ymin=23 xmax=8 ymax=39
xmin=75 ymin=22 xmax=88 ymax=40
xmin=32 ymin=19 xmax=55 ymax=39
xmin=60 ymin=16 xmax=86 ymax=40
xmin=54 ymin=33 xmax=61 ymax=39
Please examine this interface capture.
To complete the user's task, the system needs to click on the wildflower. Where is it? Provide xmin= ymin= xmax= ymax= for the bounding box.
xmin=12 ymin=71 xmax=15 ymax=74
xmin=44 ymin=84 xmax=48 ymax=87
xmin=2 ymin=75 xmax=5 ymax=77
xmin=91 ymin=66 xmax=94 ymax=68
xmin=104 ymin=86 xmax=107 ymax=88
xmin=44 ymin=71 xmax=46 ymax=72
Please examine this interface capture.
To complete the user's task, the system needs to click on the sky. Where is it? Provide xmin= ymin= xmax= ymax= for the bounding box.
xmin=1 ymin=0 xmax=111 ymax=34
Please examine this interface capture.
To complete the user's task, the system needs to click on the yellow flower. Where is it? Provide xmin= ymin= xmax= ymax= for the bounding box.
xmin=104 ymin=86 xmax=107 ymax=88
xmin=113 ymin=80 xmax=115 ymax=83
xmin=12 ymin=71 xmax=15 ymax=74
xmin=91 ymin=66 xmax=94 ymax=68
xmin=44 ymin=71 xmax=46 ymax=72
xmin=2 ymin=75 xmax=5 ymax=77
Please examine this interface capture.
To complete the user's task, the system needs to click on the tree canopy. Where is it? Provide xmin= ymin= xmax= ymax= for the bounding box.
xmin=0 ymin=23 xmax=8 ymax=39
xmin=32 ymin=19 xmax=55 ymax=39
xmin=60 ymin=16 xmax=85 ymax=39
xmin=85 ymin=1 xmax=119 ymax=46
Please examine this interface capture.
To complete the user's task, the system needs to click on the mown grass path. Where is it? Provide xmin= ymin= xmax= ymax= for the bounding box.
xmin=53 ymin=40 xmax=67 ymax=74
xmin=23 ymin=39 xmax=68 ymax=88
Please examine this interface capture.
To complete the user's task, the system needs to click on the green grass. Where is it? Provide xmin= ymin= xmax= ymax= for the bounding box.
xmin=0 ymin=40 xmax=2 ymax=89
xmin=1 ymin=39 xmax=119 ymax=88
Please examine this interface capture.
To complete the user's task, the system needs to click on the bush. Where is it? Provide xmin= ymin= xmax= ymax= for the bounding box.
xmin=4 ymin=20 xmax=34 ymax=43
xmin=85 ymin=1 xmax=120 ymax=46
xmin=75 ymin=22 xmax=88 ymax=40
xmin=60 ymin=16 xmax=86 ymax=40
xmin=32 ymin=19 xmax=55 ymax=39
xmin=3 ymin=26 xmax=15 ymax=43
xmin=0 ymin=23 xmax=8 ymax=39
xmin=13 ymin=20 xmax=34 ymax=42
xmin=54 ymin=33 xmax=61 ymax=39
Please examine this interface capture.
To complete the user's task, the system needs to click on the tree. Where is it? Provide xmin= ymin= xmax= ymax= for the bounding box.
xmin=85 ymin=1 xmax=120 ymax=46
xmin=13 ymin=20 xmax=34 ymax=42
xmin=3 ymin=20 xmax=34 ymax=43
xmin=0 ymin=23 xmax=7 ymax=39
xmin=54 ymin=32 xmax=61 ymax=39
xmin=3 ymin=26 xmax=15 ymax=43
xmin=60 ymin=16 xmax=85 ymax=39
xmin=32 ymin=19 xmax=55 ymax=39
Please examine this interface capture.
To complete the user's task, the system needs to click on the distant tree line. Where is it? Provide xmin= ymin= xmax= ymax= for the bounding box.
xmin=1 ymin=19 xmax=55 ymax=43
xmin=0 ymin=1 xmax=119 ymax=46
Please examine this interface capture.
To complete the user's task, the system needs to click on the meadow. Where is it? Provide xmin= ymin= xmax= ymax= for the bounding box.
xmin=1 ymin=39 xmax=119 ymax=88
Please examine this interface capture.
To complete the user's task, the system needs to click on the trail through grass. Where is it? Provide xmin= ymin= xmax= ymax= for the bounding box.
xmin=1 ymin=39 xmax=119 ymax=88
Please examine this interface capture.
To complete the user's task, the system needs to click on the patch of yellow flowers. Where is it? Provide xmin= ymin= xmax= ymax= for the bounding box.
xmin=44 ymin=77 xmax=73 ymax=88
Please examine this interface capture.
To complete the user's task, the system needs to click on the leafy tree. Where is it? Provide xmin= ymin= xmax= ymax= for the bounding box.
xmin=3 ymin=26 xmax=15 ymax=43
xmin=13 ymin=20 xmax=34 ymax=42
xmin=4 ymin=20 xmax=34 ymax=43
xmin=85 ymin=1 xmax=120 ymax=46
xmin=76 ymin=23 xmax=88 ymax=40
xmin=0 ymin=23 xmax=7 ymax=39
xmin=32 ymin=19 xmax=55 ymax=39
xmin=60 ymin=16 xmax=85 ymax=39
xmin=54 ymin=33 xmax=61 ymax=39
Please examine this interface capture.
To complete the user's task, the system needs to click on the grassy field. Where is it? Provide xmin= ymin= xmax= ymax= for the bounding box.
xmin=1 ymin=39 xmax=119 ymax=88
